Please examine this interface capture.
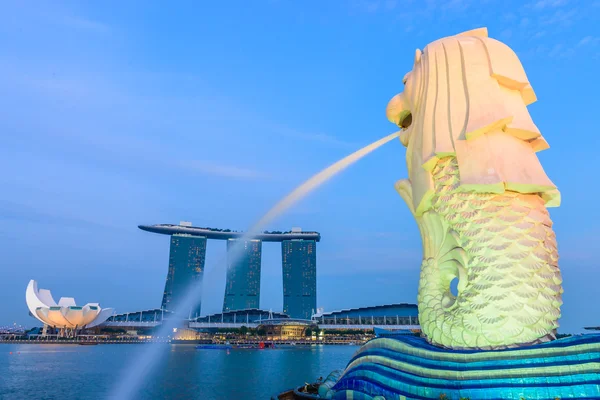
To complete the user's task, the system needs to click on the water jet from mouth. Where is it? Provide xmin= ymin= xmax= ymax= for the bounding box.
xmin=110 ymin=130 xmax=400 ymax=400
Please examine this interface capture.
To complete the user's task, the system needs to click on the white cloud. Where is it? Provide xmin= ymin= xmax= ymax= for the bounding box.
xmin=531 ymin=30 xmax=546 ymax=40
xmin=545 ymin=43 xmax=576 ymax=59
xmin=320 ymin=247 xmax=420 ymax=270
xmin=500 ymin=29 xmax=513 ymax=40
xmin=351 ymin=0 xmax=381 ymax=13
xmin=577 ymin=36 xmax=599 ymax=47
xmin=58 ymin=14 xmax=110 ymax=33
xmin=271 ymin=123 xmax=357 ymax=148
xmin=384 ymin=0 xmax=398 ymax=10
xmin=531 ymin=0 xmax=567 ymax=9
xmin=539 ymin=8 xmax=578 ymax=26
xmin=548 ymin=43 xmax=563 ymax=57
xmin=178 ymin=160 xmax=267 ymax=180
xmin=0 ymin=3 xmax=111 ymax=34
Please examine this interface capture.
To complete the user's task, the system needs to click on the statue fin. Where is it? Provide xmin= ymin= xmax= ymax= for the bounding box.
xmin=456 ymin=27 xmax=488 ymax=37
xmin=395 ymin=179 xmax=415 ymax=216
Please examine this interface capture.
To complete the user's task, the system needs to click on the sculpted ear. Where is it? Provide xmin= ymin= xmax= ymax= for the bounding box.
xmin=414 ymin=49 xmax=422 ymax=64
xmin=483 ymin=37 xmax=537 ymax=105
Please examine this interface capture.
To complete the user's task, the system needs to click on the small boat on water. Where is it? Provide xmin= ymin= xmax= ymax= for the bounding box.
xmin=272 ymin=383 xmax=321 ymax=400
xmin=78 ymin=342 xmax=99 ymax=346
xmin=273 ymin=370 xmax=342 ymax=400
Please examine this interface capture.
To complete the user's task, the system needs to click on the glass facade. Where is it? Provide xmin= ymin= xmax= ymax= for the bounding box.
xmin=281 ymin=239 xmax=316 ymax=319
xmin=223 ymin=239 xmax=262 ymax=312
xmin=161 ymin=234 xmax=206 ymax=318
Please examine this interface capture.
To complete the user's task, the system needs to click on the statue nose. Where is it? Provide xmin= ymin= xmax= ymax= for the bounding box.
xmin=386 ymin=92 xmax=409 ymax=126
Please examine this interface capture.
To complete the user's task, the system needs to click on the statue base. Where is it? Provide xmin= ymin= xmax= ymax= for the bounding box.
xmin=320 ymin=334 xmax=600 ymax=400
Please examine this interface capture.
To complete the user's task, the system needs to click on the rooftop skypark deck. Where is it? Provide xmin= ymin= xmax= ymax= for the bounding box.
xmin=138 ymin=224 xmax=321 ymax=242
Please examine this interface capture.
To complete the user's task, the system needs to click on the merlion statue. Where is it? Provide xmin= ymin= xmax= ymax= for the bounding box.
xmin=282 ymin=28 xmax=600 ymax=400
xmin=386 ymin=27 xmax=562 ymax=350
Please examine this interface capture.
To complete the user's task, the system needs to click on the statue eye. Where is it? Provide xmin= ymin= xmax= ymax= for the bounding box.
xmin=402 ymin=77 xmax=408 ymax=85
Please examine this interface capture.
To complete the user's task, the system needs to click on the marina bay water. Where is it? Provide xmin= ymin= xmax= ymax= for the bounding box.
xmin=111 ymin=131 xmax=400 ymax=399
xmin=1 ymin=344 xmax=358 ymax=399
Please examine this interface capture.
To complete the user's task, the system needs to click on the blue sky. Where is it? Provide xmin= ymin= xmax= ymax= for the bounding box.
xmin=1 ymin=1 xmax=598 ymax=332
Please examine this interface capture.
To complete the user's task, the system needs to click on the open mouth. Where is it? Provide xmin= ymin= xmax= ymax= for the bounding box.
xmin=400 ymin=112 xmax=412 ymax=130
xmin=396 ymin=109 xmax=412 ymax=130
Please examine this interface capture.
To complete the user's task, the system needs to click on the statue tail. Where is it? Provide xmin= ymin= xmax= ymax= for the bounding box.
xmin=409 ymin=157 xmax=563 ymax=349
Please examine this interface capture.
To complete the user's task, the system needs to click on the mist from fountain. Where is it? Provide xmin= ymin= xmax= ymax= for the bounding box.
xmin=110 ymin=131 xmax=400 ymax=400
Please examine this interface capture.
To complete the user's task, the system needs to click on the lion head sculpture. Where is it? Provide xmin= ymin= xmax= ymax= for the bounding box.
xmin=387 ymin=27 xmax=560 ymax=217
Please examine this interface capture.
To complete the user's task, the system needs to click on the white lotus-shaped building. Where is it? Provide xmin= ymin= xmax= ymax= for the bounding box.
xmin=26 ymin=280 xmax=113 ymax=329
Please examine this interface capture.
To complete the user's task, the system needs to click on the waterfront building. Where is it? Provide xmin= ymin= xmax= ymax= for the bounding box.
xmin=161 ymin=234 xmax=206 ymax=318
xmin=139 ymin=222 xmax=321 ymax=317
xmin=26 ymin=280 xmax=113 ymax=336
xmin=191 ymin=308 xmax=289 ymax=325
xmin=101 ymin=305 xmax=421 ymax=333
xmin=258 ymin=318 xmax=314 ymax=340
xmin=282 ymin=239 xmax=317 ymax=319
xmin=106 ymin=308 xmax=172 ymax=325
xmin=223 ymin=239 xmax=262 ymax=312
xmin=314 ymin=303 xmax=419 ymax=330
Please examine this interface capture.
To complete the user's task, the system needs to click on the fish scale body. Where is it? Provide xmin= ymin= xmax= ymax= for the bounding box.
xmin=417 ymin=157 xmax=562 ymax=349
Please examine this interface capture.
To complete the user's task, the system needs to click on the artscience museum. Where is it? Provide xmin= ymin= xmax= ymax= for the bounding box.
xmin=25 ymin=280 xmax=113 ymax=336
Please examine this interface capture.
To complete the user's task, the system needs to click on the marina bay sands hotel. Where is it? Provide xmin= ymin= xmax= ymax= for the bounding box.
xmin=138 ymin=222 xmax=320 ymax=320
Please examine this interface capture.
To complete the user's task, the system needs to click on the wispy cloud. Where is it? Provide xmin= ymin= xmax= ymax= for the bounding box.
xmin=501 ymin=0 xmax=597 ymax=60
xmin=539 ymin=8 xmax=578 ymax=27
xmin=0 ymin=200 xmax=124 ymax=232
xmin=320 ymin=247 xmax=420 ymax=270
xmin=577 ymin=36 xmax=600 ymax=47
xmin=531 ymin=0 xmax=567 ymax=10
xmin=0 ymin=3 xmax=111 ymax=34
xmin=58 ymin=14 xmax=111 ymax=33
xmin=531 ymin=30 xmax=547 ymax=40
xmin=438 ymin=0 xmax=472 ymax=10
xmin=502 ymin=12 xmax=518 ymax=23
xmin=177 ymin=160 xmax=268 ymax=180
xmin=384 ymin=0 xmax=398 ymax=10
xmin=544 ymin=43 xmax=577 ymax=59
xmin=270 ymin=123 xmax=358 ymax=148
xmin=500 ymin=29 xmax=513 ymax=41
xmin=350 ymin=0 xmax=381 ymax=13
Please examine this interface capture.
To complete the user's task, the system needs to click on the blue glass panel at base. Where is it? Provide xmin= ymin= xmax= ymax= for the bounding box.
xmin=323 ymin=334 xmax=600 ymax=400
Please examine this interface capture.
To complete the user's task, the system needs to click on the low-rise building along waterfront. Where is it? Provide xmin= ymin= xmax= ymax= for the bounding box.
xmin=314 ymin=303 xmax=419 ymax=330
xmin=99 ymin=304 xmax=420 ymax=333
xmin=104 ymin=308 xmax=173 ymax=328
xmin=190 ymin=308 xmax=289 ymax=329
xmin=25 ymin=280 xmax=114 ymax=337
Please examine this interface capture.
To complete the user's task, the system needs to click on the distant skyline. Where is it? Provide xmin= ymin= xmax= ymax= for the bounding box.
xmin=1 ymin=1 xmax=598 ymax=332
